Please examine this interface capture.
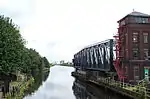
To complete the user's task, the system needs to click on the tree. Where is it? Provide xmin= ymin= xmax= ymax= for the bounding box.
xmin=27 ymin=48 xmax=42 ymax=77
xmin=0 ymin=15 xmax=50 ymax=94
xmin=42 ymin=57 xmax=50 ymax=68
xmin=0 ymin=15 xmax=25 ymax=93
xmin=60 ymin=60 xmax=65 ymax=64
xmin=0 ymin=16 xmax=25 ymax=75
xmin=20 ymin=48 xmax=32 ymax=75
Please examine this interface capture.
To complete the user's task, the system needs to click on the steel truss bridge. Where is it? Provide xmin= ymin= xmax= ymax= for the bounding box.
xmin=73 ymin=39 xmax=116 ymax=73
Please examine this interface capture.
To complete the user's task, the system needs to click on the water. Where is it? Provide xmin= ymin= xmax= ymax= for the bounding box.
xmin=24 ymin=65 xmax=128 ymax=99
xmin=24 ymin=65 xmax=76 ymax=99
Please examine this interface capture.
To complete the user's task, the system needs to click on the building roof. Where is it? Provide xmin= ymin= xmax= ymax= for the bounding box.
xmin=128 ymin=11 xmax=150 ymax=17
xmin=118 ymin=11 xmax=150 ymax=22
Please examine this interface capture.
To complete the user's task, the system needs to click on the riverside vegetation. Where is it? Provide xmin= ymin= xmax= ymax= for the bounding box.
xmin=0 ymin=15 xmax=51 ymax=98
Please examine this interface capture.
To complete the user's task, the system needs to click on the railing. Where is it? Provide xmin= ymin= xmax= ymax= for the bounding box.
xmin=72 ymin=71 xmax=150 ymax=99
xmin=113 ymin=33 xmax=125 ymax=81
xmin=93 ymin=76 xmax=150 ymax=99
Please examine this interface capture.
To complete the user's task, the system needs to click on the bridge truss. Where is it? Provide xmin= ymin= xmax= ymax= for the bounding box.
xmin=73 ymin=39 xmax=126 ymax=80
xmin=73 ymin=39 xmax=115 ymax=72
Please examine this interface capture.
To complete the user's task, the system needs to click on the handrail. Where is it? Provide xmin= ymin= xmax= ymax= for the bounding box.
xmin=96 ymin=76 xmax=150 ymax=98
xmin=72 ymin=71 xmax=150 ymax=98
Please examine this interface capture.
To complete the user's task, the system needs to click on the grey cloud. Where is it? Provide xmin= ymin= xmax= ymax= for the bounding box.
xmin=2 ymin=0 xmax=150 ymax=63
xmin=46 ymin=42 xmax=58 ymax=48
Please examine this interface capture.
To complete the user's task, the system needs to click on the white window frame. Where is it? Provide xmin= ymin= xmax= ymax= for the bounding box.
xmin=134 ymin=66 xmax=139 ymax=80
xmin=132 ymin=32 xmax=138 ymax=42
xmin=143 ymin=33 xmax=148 ymax=43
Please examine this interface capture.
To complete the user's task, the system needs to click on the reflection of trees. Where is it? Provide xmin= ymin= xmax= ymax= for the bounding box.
xmin=24 ymin=70 xmax=50 ymax=96
xmin=42 ymin=71 xmax=50 ymax=82
xmin=0 ymin=14 xmax=51 ymax=98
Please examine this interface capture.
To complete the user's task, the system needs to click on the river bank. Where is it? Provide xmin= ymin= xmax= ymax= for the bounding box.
xmin=0 ymin=15 xmax=51 ymax=99
xmin=0 ymin=67 xmax=50 ymax=99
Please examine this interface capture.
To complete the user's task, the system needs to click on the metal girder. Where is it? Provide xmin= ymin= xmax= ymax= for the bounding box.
xmin=73 ymin=39 xmax=115 ymax=72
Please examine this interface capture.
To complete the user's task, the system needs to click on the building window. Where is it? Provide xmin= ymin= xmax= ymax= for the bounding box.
xmin=126 ymin=50 xmax=128 ymax=58
xmin=132 ymin=32 xmax=138 ymax=42
xmin=125 ymin=34 xmax=128 ymax=46
xmin=120 ymin=20 xmax=125 ymax=26
xmin=135 ymin=17 xmax=149 ymax=23
xmin=143 ymin=33 xmax=148 ymax=43
xmin=144 ymin=49 xmax=149 ymax=59
xmin=133 ymin=48 xmax=138 ymax=59
xmin=135 ymin=17 xmax=141 ymax=23
xmin=134 ymin=66 xmax=139 ymax=80
xmin=142 ymin=18 xmax=149 ymax=23
xmin=132 ymin=48 xmax=138 ymax=59
xmin=133 ymin=51 xmax=138 ymax=59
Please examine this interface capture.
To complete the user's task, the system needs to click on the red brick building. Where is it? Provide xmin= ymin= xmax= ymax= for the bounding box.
xmin=117 ymin=11 xmax=150 ymax=83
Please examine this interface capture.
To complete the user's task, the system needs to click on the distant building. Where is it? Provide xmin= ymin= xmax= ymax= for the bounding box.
xmin=60 ymin=60 xmax=65 ymax=64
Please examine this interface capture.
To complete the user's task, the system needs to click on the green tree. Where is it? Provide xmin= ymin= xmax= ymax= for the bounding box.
xmin=42 ymin=57 xmax=50 ymax=68
xmin=0 ymin=15 xmax=25 ymax=93
xmin=27 ymin=48 xmax=43 ymax=77
xmin=20 ymin=48 xmax=32 ymax=75
xmin=0 ymin=15 xmax=51 ymax=95
xmin=0 ymin=16 xmax=25 ymax=74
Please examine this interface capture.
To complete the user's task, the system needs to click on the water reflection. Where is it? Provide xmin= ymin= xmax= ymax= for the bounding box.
xmin=24 ymin=68 xmax=50 ymax=96
xmin=72 ymin=79 xmax=99 ymax=99
xmin=72 ymin=79 xmax=131 ymax=99
xmin=23 ymin=66 xmax=130 ymax=99
xmin=24 ymin=66 xmax=76 ymax=99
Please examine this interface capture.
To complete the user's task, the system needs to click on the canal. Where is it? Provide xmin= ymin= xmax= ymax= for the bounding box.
xmin=24 ymin=65 xmax=127 ymax=99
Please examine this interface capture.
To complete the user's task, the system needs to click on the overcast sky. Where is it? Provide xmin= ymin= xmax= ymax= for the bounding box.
xmin=0 ymin=0 xmax=150 ymax=62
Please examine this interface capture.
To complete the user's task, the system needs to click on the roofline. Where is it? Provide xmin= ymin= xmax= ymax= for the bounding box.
xmin=117 ymin=14 xmax=150 ymax=23
xmin=117 ymin=15 xmax=128 ymax=23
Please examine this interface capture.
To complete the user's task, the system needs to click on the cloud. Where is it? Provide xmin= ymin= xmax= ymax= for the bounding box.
xmin=1 ymin=0 xmax=150 ymax=62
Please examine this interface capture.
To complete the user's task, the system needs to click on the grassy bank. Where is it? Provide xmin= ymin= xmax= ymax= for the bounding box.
xmin=5 ymin=77 xmax=34 ymax=99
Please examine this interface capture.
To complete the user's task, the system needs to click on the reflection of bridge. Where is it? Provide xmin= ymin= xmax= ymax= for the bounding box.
xmin=72 ymin=79 xmax=129 ymax=99
xmin=72 ymin=38 xmax=150 ymax=98
xmin=72 ymin=79 xmax=105 ymax=99
xmin=72 ymin=72 xmax=150 ymax=99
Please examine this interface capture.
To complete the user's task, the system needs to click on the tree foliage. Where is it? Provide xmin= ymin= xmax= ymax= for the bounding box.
xmin=0 ymin=15 xmax=50 ymax=81
xmin=42 ymin=57 xmax=50 ymax=68
xmin=0 ymin=16 xmax=25 ymax=75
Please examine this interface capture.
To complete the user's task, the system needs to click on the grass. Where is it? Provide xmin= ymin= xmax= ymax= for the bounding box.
xmin=6 ymin=77 xmax=34 ymax=99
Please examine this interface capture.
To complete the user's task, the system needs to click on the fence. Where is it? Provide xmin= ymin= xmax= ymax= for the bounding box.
xmin=92 ymin=76 xmax=150 ymax=99
xmin=72 ymin=71 xmax=150 ymax=99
